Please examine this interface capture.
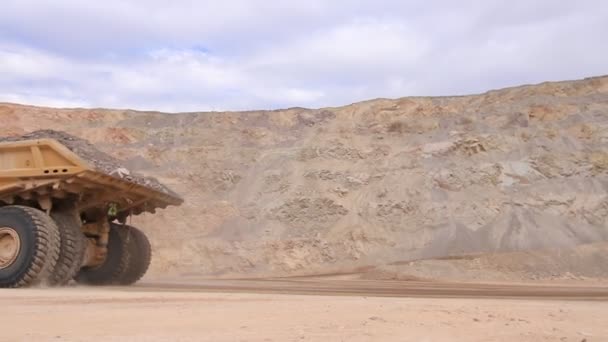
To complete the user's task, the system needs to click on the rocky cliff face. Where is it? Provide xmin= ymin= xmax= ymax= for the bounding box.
xmin=2 ymin=75 xmax=608 ymax=280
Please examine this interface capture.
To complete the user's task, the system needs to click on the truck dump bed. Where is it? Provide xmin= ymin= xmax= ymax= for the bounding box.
xmin=0 ymin=130 xmax=182 ymax=217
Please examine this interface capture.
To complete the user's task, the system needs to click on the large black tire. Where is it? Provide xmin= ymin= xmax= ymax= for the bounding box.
xmin=49 ymin=209 xmax=86 ymax=286
xmin=74 ymin=225 xmax=130 ymax=285
xmin=0 ymin=206 xmax=60 ymax=288
xmin=114 ymin=224 xmax=152 ymax=285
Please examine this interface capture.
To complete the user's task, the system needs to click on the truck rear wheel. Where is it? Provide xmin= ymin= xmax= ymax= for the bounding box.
xmin=0 ymin=206 xmax=60 ymax=288
xmin=49 ymin=209 xmax=86 ymax=286
xmin=114 ymin=224 xmax=151 ymax=285
xmin=74 ymin=225 xmax=130 ymax=285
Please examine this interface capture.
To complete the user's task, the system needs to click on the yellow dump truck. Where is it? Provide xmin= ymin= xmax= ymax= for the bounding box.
xmin=0 ymin=130 xmax=183 ymax=288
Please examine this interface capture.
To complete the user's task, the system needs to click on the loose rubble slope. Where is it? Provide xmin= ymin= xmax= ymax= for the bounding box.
xmin=1 ymin=75 xmax=607 ymax=281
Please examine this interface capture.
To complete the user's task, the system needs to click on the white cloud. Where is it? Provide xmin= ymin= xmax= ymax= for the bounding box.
xmin=0 ymin=0 xmax=607 ymax=111
xmin=250 ymin=21 xmax=429 ymax=78
xmin=0 ymin=44 xmax=67 ymax=80
xmin=0 ymin=93 xmax=88 ymax=109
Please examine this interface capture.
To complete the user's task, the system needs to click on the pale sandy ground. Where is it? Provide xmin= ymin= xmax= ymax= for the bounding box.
xmin=1 ymin=284 xmax=606 ymax=342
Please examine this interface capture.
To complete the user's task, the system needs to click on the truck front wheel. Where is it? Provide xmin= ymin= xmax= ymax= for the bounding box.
xmin=0 ymin=206 xmax=60 ymax=288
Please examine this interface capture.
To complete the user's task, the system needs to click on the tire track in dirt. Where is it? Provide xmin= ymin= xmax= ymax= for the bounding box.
xmin=134 ymin=278 xmax=608 ymax=300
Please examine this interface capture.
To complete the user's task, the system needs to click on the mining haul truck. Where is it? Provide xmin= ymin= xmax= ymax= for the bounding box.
xmin=0 ymin=130 xmax=183 ymax=288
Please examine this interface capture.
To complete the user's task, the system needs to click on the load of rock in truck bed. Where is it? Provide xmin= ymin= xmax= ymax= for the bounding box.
xmin=0 ymin=129 xmax=180 ymax=199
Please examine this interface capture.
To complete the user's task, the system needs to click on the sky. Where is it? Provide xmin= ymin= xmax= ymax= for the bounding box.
xmin=0 ymin=0 xmax=606 ymax=112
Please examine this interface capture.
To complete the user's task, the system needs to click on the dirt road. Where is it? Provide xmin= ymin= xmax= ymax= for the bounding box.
xmin=1 ymin=279 xmax=607 ymax=341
